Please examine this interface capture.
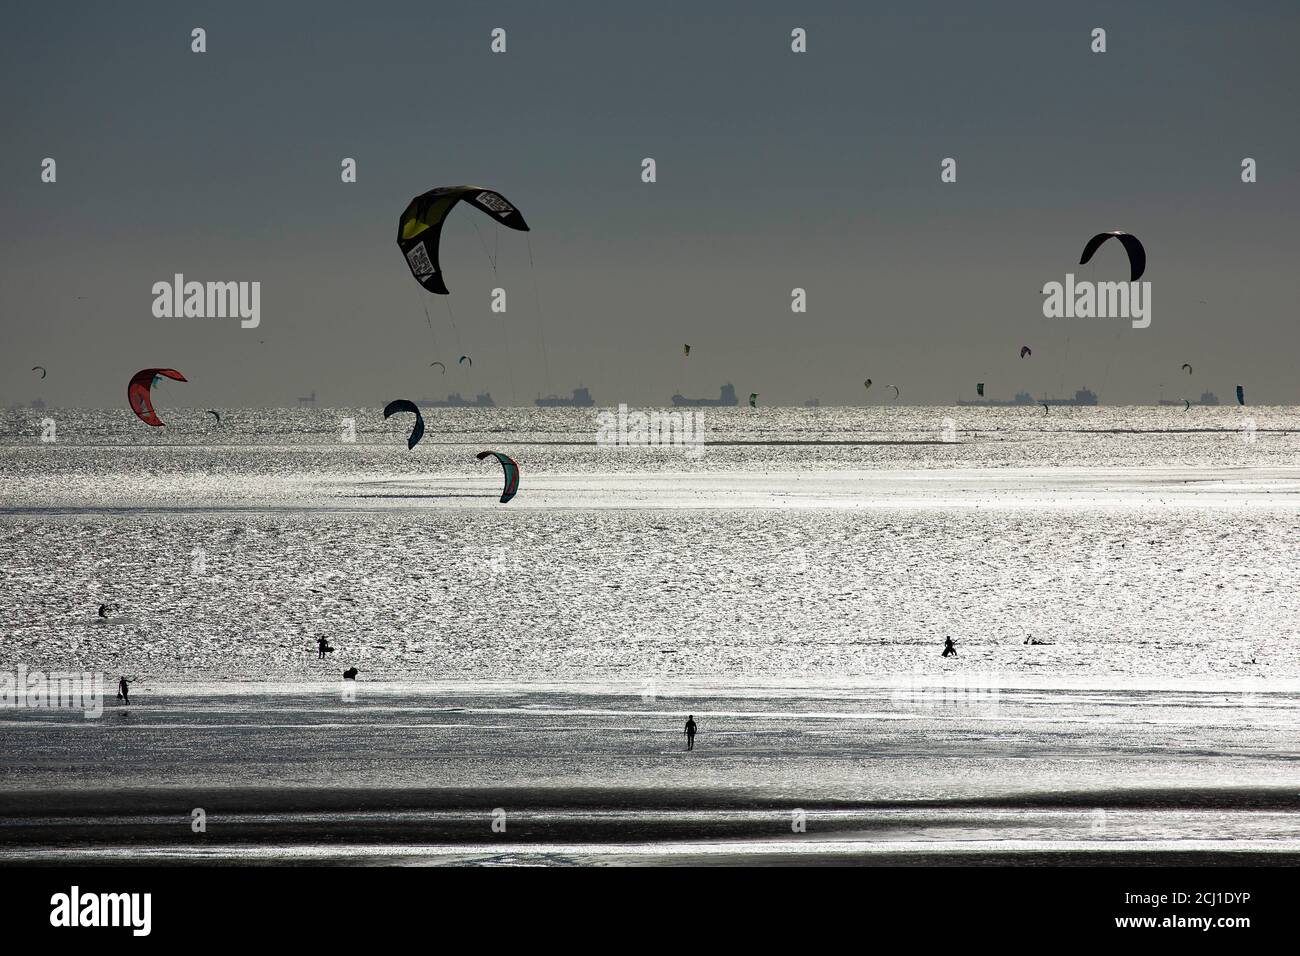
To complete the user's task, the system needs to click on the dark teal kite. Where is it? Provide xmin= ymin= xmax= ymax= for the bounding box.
xmin=477 ymin=450 xmax=519 ymax=503
xmin=383 ymin=399 xmax=425 ymax=450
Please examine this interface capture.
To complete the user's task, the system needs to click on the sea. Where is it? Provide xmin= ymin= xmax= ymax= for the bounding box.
xmin=1 ymin=404 xmax=1296 ymax=684
xmin=2 ymin=403 xmax=1298 ymax=863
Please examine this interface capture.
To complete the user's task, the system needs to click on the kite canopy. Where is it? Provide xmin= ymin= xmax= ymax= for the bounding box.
xmin=886 ymin=384 xmax=900 ymax=399
xmin=976 ymin=383 xmax=985 ymax=397
xmin=1079 ymin=230 xmax=1147 ymax=282
xmin=863 ymin=379 xmax=873 ymax=390
xmin=1181 ymin=363 xmax=1193 ymax=374
xmin=206 ymin=410 xmax=222 ymax=424
xmin=128 ymin=368 xmax=187 ymax=427
xmin=31 ymin=366 xmax=46 ymax=379
xmin=383 ymin=399 xmax=425 ymax=450
xmin=397 ymin=186 xmax=529 ymax=295
xmin=477 ymin=450 xmax=519 ymax=503
xmin=1236 ymin=385 xmax=1245 ymax=406
xmin=1019 ymin=346 xmax=1032 ymax=359
xmin=459 ymin=355 xmax=473 ymax=367
xmin=683 ymin=344 xmax=691 ymax=357
xmin=749 ymin=393 xmax=758 ymax=408
xmin=430 ymin=361 xmax=446 ymax=374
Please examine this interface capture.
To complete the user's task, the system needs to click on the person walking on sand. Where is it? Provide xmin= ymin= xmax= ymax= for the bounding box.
xmin=942 ymin=637 xmax=958 ymax=658
xmin=317 ymin=636 xmax=333 ymax=659
xmin=116 ymin=675 xmax=133 ymax=704
xmin=684 ymin=715 xmax=697 ymax=751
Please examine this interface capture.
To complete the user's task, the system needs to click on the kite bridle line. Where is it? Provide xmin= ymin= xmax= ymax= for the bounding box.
xmin=1095 ymin=255 xmax=1125 ymax=402
xmin=471 ymin=218 xmax=520 ymax=405
xmin=420 ymin=296 xmax=440 ymax=359
xmin=525 ymin=234 xmax=553 ymax=398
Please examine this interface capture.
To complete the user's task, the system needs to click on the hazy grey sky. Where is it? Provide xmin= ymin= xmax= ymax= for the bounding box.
xmin=3 ymin=1 xmax=1297 ymax=407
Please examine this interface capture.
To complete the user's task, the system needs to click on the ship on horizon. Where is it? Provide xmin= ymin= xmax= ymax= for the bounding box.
xmin=535 ymin=386 xmax=594 ymax=408
xmin=958 ymin=387 xmax=1098 ymax=407
xmin=1042 ymin=387 xmax=1099 ymax=407
xmin=672 ymin=383 xmax=738 ymax=407
xmin=418 ymin=392 xmax=496 ymax=408
xmin=956 ymin=390 xmax=1036 ymax=407
xmin=1159 ymin=390 xmax=1219 ymax=407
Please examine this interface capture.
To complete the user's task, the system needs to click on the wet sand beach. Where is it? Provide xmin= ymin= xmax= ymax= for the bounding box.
xmin=2 ymin=682 xmax=1297 ymax=865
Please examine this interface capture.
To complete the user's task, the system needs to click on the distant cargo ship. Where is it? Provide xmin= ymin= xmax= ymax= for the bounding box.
xmin=957 ymin=391 xmax=1036 ymax=407
xmin=418 ymin=392 xmax=496 ymax=408
xmin=535 ymin=386 xmax=594 ymax=407
xmin=1161 ymin=391 xmax=1219 ymax=407
xmin=1042 ymin=387 xmax=1099 ymax=407
xmin=672 ymin=383 xmax=738 ymax=407
xmin=958 ymin=387 xmax=1098 ymax=407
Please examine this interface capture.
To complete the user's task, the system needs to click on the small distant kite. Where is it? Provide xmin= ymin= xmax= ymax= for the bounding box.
xmin=1079 ymin=230 xmax=1147 ymax=282
xmin=459 ymin=355 xmax=472 ymax=367
xmin=749 ymin=393 xmax=758 ymax=408
xmin=31 ymin=366 xmax=47 ymax=379
xmin=128 ymin=368 xmax=187 ymax=427
xmin=430 ymin=361 xmax=446 ymax=374
xmin=206 ymin=410 xmax=222 ymax=424
xmin=1236 ymin=385 xmax=1245 ymax=406
xmin=1182 ymin=399 xmax=1191 ymax=411
xmin=383 ymin=399 xmax=426 ymax=450
xmin=1181 ymin=363 xmax=1193 ymax=374
xmin=1042 ymin=403 xmax=1050 ymax=416
xmin=976 ymin=383 xmax=985 ymax=397
xmin=683 ymin=344 xmax=691 ymax=357
xmin=1019 ymin=346 xmax=1032 ymax=359
xmin=886 ymin=384 xmax=900 ymax=400
xmin=863 ymin=379 xmax=873 ymax=390
xmin=477 ymin=450 xmax=519 ymax=503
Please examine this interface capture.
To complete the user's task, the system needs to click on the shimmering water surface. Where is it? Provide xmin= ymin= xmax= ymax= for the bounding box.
xmin=2 ymin=405 xmax=1297 ymax=683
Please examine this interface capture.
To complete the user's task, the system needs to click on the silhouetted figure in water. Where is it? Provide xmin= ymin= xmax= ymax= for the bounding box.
xmin=317 ymin=636 xmax=334 ymax=659
xmin=342 ymin=667 xmax=358 ymax=680
xmin=116 ymin=676 xmax=133 ymax=704
xmin=684 ymin=715 xmax=697 ymax=750
xmin=942 ymin=637 xmax=958 ymax=658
